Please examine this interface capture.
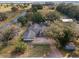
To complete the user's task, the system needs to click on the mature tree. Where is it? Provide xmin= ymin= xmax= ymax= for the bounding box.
xmin=25 ymin=12 xmax=33 ymax=21
xmin=56 ymin=3 xmax=79 ymax=21
xmin=0 ymin=13 xmax=8 ymax=21
xmin=17 ymin=16 xmax=27 ymax=26
xmin=32 ymin=12 xmax=45 ymax=23
xmin=36 ymin=4 xmax=43 ymax=9
xmin=31 ymin=4 xmax=43 ymax=12
xmin=32 ymin=4 xmax=43 ymax=10
xmin=11 ymin=6 xmax=19 ymax=12
xmin=75 ymin=12 xmax=79 ymax=21
xmin=43 ymin=20 xmax=76 ymax=47
xmin=45 ymin=11 xmax=60 ymax=22
xmin=32 ymin=7 xmax=38 ymax=12
xmin=1 ymin=28 xmax=15 ymax=46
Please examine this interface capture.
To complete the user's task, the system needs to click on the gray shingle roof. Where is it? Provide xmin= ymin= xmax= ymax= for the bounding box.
xmin=23 ymin=30 xmax=36 ymax=41
xmin=23 ymin=23 xmax=46 ymax=41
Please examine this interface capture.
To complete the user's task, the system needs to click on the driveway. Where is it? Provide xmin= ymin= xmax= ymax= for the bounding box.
xmin=47 ymin=47 xmax=63 ymax=58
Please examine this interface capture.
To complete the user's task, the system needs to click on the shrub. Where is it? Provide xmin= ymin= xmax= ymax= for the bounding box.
xmin=17 ymin=16 xmax=27 ymax=26
xmin=14 ymin=41 xmax=27 ymax=54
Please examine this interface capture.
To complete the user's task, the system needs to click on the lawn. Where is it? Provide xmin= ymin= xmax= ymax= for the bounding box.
xmin=29 ymin=44 xmax=51 ymax=57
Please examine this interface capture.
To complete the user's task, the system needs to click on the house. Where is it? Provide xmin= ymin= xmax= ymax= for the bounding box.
xmin=23 ymin=23 xmax=47 ymax=42
xmin=61 ymin=19 xmax=73 ymax=22
xmin=23 ymin=30 xmax=36 ymax=42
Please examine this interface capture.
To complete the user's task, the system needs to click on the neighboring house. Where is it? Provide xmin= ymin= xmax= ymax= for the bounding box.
xmin=44 ymin=2 xmax=55 ymax=9
xmin=61 ymin=19 xmax=73 ymax=22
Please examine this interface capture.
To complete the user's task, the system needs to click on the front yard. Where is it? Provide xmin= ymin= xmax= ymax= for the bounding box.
xmin=29 ymin=44 xmax=51 ymax=57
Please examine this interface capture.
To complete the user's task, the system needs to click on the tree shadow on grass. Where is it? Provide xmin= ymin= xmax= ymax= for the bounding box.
xmin=10 ymin=49 xmax=25 ymax=58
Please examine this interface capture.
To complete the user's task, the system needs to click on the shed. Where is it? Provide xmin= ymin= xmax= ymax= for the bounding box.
xmin=61 ymin=19 xmax=73 ymax=22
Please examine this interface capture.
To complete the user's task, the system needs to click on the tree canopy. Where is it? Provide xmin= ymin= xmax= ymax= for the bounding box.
xmin=32 ymin=12 xmax=45 ymax=23
xmin=56 ymin=3 xmax=79 ymax=21
xmin=43 ymin=20 xmax=76 ymax=47
xmin=11 ymin=6 xmax=19 ymax=12
xmin=17 ymin=16 xmax=27 ymax=26
xmin=45 ymin=11 xmax=60 ymax=22
xmin=0 ymin=28 xmax=15 ymax=46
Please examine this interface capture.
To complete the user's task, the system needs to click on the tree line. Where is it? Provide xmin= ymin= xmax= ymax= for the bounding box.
xmin=56 ymin=3 xmax=79 ymax=21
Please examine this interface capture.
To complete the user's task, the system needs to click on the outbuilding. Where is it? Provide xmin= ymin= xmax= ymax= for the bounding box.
xmin=61 ymin=19 xmax=73 ymax=22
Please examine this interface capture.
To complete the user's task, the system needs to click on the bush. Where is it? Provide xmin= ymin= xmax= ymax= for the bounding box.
xmin=17 ymin=16 xmax=27 ymax=26
xmin=14 ymin=41 xmax=27 ymax=54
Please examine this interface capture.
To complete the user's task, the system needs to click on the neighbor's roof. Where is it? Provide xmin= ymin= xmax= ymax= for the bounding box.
xmin=61 ymin=19 xmax=73 ymax=22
